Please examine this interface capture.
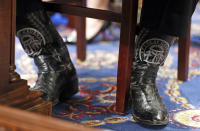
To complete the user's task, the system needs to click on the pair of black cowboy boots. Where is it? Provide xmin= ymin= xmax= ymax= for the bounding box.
xmin=16 ymin=1 xmax=175 ymax=126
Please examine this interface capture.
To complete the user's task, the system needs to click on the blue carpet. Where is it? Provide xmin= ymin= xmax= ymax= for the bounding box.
xmin=15 ymin=5 xmax=200 ymax=131
xmin=15 ymin=41 xmax=200 ymax=131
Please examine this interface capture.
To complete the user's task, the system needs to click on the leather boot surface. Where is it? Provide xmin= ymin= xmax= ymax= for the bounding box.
xmin=130 ymin=28 xmax=176 ymax=125
xmin=16 ymin=1 xmax=78 ymax=105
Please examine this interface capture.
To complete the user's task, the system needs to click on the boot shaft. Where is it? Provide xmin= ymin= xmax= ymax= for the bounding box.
xmin=131 ymin=28 xmax=176 ymax=85
xmin=16 ymin=0 xmax=73 ymax=71
xmin=16 ymin=0 xmax=77 ymax=70
xmin=16 ymin=9 xmax=68 ymax=56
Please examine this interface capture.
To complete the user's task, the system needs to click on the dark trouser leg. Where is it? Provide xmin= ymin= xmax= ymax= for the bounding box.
xmin=140 ymin=0 xmax=198 ymax=37
xmin=16 ymin=0 xmax=78 ymax=105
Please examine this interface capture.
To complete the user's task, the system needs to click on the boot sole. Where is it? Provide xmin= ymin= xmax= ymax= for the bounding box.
xmin=132 ymin=113 xmax=169 ymax=126
xmin=29 ymin=87 xmax=77 ymax=106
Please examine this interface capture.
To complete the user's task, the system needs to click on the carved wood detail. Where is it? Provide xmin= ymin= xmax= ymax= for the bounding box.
xmin=0 ymin=0 xmax=52 ymax=116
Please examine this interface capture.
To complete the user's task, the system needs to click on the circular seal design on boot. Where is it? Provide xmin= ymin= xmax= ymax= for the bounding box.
xmin=172 ymin=109 xmax=200 ymax=128
xmin=139 ymin=38 xmax=169 ymax=65
xmin=17 ymin=28 xmax=46 ymax=57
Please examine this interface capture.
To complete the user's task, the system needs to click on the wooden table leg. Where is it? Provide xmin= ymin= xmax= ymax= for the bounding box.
xmin=178 ymin=24 xmax=191 ymax=81
xmin=76 ymin=0 xmax=86 ymax=61
xmin=116 ymin=0 xmax=138 ymax=113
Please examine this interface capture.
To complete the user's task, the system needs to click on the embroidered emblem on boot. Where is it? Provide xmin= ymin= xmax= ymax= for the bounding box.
xmin=139 ymin=38 xmax=169 ymax=65
xmin=17 ymin=28 xmax=46 ymax=57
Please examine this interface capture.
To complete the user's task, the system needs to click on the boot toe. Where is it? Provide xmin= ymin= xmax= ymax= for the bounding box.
xmin=152 ymin=111 xmax=169 ymax=125
xmin=133 ymin=109 xmax=169 ymax=125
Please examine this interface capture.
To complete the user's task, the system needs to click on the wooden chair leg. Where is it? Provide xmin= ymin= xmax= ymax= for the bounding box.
xmin=178 ymin=24 xmax=191 ymax=81
xmin=116 ymin=0 xmax=138 ymax=113
xmin=75 ymin=0 xmax=86 ymax=61
xmin=76 ymin=16 xmax=86 ymax=61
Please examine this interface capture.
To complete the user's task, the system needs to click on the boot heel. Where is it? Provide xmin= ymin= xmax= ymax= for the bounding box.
xmin=59 ymin=75 xmax=79 ymax=102
xmin=59 ymin=85 xmax=78 ymax=102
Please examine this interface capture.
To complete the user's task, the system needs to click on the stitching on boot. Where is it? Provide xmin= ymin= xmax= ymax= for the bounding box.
xmin=27 ymin=11 xmax=54 ymax=44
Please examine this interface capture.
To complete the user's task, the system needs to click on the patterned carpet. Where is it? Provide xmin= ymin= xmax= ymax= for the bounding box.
xmin=15 ymin=5 xmax=200 ymax=131
xmin=15 ymin=41 xmax=200 ymax=131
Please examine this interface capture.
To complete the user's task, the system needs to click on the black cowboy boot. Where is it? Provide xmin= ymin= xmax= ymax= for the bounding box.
xmin=16 ymin=0 xmax=78 ymax=105
xmin=130 ymin=28 xmax=176 ymax=125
